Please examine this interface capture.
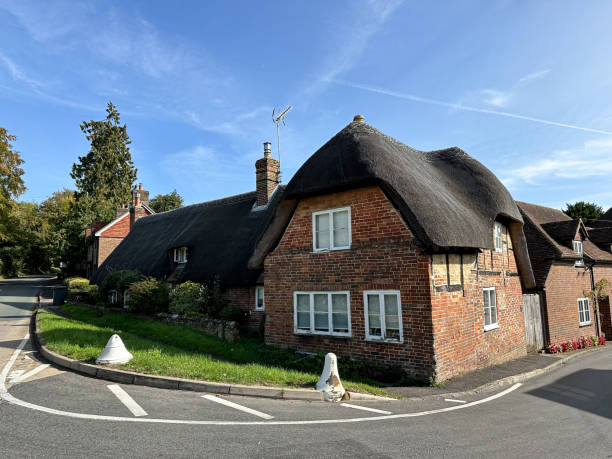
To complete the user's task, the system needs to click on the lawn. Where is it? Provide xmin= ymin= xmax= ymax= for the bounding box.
xmin=37 ymin=304 xmax=389 ymax=396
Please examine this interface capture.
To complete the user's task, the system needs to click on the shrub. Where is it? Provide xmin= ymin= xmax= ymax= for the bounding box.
xmin=0 ymin=246 xmax=25 ymax=278
xmin=169 ymin=281 xmax=206 ymax=315
xmin=218 ymin=306 xmax=245 ymax=323
xmin=65 ymin=277 xmax=91 ymax=292
xmin=100 ymin=269 xmax=144 ymax=302
xmin=127 ymin=277 xmax=170 ymax=314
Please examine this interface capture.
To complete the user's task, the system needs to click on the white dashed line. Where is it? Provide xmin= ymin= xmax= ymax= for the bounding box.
xmin=107 ymin=385 xmax=148 ymax=417
xmin=340 ymin=404 xmax=392 ymax=415
xmin=444 ymin=398 xmax=467 ymax=404
xmin=202 ymin=394 xmax=274 ymax=420
xmin=11 ymin=364 xmax=50 ymax=383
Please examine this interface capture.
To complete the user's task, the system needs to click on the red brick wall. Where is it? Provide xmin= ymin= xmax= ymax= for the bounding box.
xmin=594 ymin=265 xmax=612 ymax=339
xmin=544 ymin=262 xmax=598 ymax=343
xmin=264 ymin=186 xmax=435 ymax=381
xmin=221 ymin=286 xmax=265 ymax=328
xmin=97 ymin=237 xmax=123 ymax=267
xmin=430 ymin=236 xmax=526 ymax=381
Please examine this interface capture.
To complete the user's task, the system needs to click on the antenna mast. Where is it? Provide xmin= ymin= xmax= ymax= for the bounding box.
xmin=272 ymin=105 xmax=292 ymax=180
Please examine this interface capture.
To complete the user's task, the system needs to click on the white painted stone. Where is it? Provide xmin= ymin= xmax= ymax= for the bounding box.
xmin=315 ymin=353 xmax=346 ymax=402
xmin=96 ymin=334 xmax=133 ymax=365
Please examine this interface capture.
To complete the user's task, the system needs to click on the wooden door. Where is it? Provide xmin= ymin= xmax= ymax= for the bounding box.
xmin=523 ymin=293 xmax=544 ymax=352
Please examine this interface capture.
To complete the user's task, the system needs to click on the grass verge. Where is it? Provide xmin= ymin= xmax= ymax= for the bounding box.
xmin=38 ymin=305 xmax=389 ymax=396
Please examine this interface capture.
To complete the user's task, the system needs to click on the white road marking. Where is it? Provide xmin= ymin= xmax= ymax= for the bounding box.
xmin=0 ymin=333 xmax=29 ymax=395
xmin=11 ymin=364 xmax=50 ymax=383
xmin=107 ymin=385 xmax=148 ymax=417
xmin=340 ymin=404 xmax=392 ymax=415
xmin=8 ymin=370 xmax=25 ymax=382
xmin=202 ymin=394 xmax=274 ymax=420
xmin=444 ymin=398 xmax=467 ymax=404
xmin=0 ymin=334 xmax=523 ymax=426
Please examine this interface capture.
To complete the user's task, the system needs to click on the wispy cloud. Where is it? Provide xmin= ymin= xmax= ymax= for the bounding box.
xmin=0 ymin=51 xmax=42 ymax=89
xmin=334 ymin=79 xmax=612 ymax=135
xmin=502 ymin=137 xmax=612 ymax=186
xmin=303 ymin=0 xmax=403 ymax=98
xmin=518 ymin=69 xmax=551 ymax=84
xmin=479 ymin=89 xmax=512 ymax=108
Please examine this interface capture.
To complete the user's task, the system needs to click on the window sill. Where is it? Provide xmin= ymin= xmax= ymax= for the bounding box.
xmin=294 ymin=330 xmax=352 ymax=338
xmin=312 ymin=246 xmax=351 ymax=254
xmin=254 ymin=308 xmax=265 ymax=312
xmin=579 ymin=322 xmax=592 ymax=327
xmin=484 ymin=324 xmax=499 ymax=332
xmin=364 ymin=337 xmax=404 ymax=344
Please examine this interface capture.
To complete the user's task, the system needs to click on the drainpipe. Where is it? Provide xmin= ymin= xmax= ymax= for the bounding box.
xmin=586 ymin=261 xmax=601 ymax=338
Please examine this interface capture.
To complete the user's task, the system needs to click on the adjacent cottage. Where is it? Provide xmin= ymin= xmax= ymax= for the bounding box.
xmin=92 ymin=143 xmax=283 ymax=328
xmin=517 ymin=202 xmax=612 ymax=342
xmin=588 ymin=207 xmax=612 ymax=254
xmin=250 ymin=116 xmax=535 ymax=382
xmin=85 ymin=184 xmax=154 ymax=279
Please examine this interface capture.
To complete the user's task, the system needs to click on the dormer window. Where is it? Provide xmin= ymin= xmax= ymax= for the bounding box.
xmin=173 ymin=247 xmax=188 ymax=263
xmin=312 ymin=207 xmax=351 ymax=252
xmin=493 ymin=222 xmax=503 ymax=252
xmin=573 ymin=240 xmax=584 ymax=266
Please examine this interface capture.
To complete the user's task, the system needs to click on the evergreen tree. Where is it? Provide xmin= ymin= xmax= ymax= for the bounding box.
xmin=563 ymin=201 xmax=603 ymax=224
xmin=150 ymin=190 xmax=184 ymax=213
xmin=71 ymin=102 xmax=137 ymax=221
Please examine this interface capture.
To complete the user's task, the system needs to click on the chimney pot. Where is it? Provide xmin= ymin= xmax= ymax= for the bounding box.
xmin=263 ymin=142 xmax=272 ymax=158
xmin=139 ymin=183 xmax=143 ymax=190
xmin=353 ymin=114 xmax=365 ymax=123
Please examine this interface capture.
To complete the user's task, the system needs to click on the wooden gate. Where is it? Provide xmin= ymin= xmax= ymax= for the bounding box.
xmin=523 ymin=293 xmax=544 ymax=352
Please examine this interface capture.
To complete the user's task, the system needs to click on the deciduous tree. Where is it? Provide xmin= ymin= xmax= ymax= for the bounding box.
xmin=150 ymin=190 xmax=183 ymax=213
xmin=563 ymin=201 xmax=603 ymax=224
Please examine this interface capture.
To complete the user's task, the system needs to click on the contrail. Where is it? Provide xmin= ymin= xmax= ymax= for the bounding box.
xmin=333 ymin=79 xmax=612 ymax=136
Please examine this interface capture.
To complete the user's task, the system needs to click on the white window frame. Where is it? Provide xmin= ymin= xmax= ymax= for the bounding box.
xmin=578 ymin=298 xmax=591 ymax=326
xmin=255 ymin=286 xmax=265 ymax=311
xmin=312 ymin=207 xmax=352 ymax=252
xmin=494 ymin=222 xmax=503 ymax=252
xmin=363 ymin=290 xmax=403 ymax=343
xmin=483 ymin=287 xmax=499 ymax=331
xmin=173 ymin=247 xmax=187 ymax=263
xmin=573 ymin=240 xmax=584 ymax=266
xmin=293 ymin=291 xmax=351 ymax=337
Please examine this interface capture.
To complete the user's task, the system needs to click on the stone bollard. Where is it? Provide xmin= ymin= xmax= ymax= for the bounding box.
xmin=315 ymin=353 xmax=346 ymax=402
xmin=96 ymin=334 xmax=133 ymax=365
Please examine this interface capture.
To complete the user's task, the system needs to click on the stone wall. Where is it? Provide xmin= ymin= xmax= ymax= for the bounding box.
xmin=156 ymin=313 xmax=240 ymax=342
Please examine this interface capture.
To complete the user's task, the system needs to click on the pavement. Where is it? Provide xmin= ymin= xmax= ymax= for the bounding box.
xmin=2 ymin=277 xmax=612 ymax=457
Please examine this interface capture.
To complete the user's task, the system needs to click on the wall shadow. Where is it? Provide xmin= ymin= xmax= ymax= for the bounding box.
xmin=526 ymin=368 xmax=612 ymax=420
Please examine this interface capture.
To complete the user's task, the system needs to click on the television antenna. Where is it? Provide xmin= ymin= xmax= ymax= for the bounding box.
xmin=272 ymin=105 xmax=292 ymax=174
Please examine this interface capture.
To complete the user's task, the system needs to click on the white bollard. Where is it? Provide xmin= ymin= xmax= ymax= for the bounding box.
xmin=316 ymin=353 xmax=346 ymax=402
xmin=96 ymin=334 xmax=133 ymax=365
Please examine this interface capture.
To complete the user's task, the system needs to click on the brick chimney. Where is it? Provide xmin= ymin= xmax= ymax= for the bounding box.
xmin=255 ymin=142 xmax=280 ymax=207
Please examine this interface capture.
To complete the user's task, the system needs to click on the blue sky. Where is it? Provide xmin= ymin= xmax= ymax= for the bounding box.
xmin=1 ymin=1 xmax=612 ymax=210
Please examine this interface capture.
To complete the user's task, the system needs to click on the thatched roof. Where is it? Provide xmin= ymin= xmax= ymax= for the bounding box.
xmin=250 ymin=118 xmax=535 ymax=288
xmin=92 ymin=188 xmax=284 ymax=286
xmin=517 ymin=201 xmax=612 ymax=288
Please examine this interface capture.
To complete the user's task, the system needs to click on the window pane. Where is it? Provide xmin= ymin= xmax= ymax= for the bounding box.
xmin=314 ymin=294 xmax=329 ymax=331
xmin=490 ymin=304 xmax=497 ymax=325
xmin=332 ymin=313 xmax=349 ymax=332
xmin=384 ymin=295 xmax=399 ymax=315
xmin=315 ymin=214 xmax=330 ymax=249
xmin=297 ymin=311 xmax=310 ymax=329
xmin=332 ymin=210 xmax=349 ymax=247
xmin=331 ymin=294 xmax=348 ymax=313
xmin=579 ymin=310 xmax=584 ymax=323
xmin=484 ymin=306 xmax=491 ymax=326
xmin=296 ymin=294 xmax=310 ymax=329
xmin=483 ymin=290 xmax=490 ymax=308
xmin=297 ymin=294 xmax=310 ymax=312
xmin=384 ymin=294 xmax=400 ymax=332
xmin=367 ymin=294 xmax=381 ymax=335
xmin=490 ymin=290 xmax=496 ymax=308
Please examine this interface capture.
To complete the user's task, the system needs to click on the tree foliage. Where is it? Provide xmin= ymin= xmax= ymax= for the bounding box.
xmin=563 ymin=201 xmax=603 ymax=224
xmin=0 ymin=127 xmax=26 ymax=223
xmin=70 ymin=102 xmax=137 ymax=220
xmin=150 ymin=190 xmax=183 ymax=213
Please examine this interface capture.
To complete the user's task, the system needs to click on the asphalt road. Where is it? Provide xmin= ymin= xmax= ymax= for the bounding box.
xmin=1 ymin=278 xmax=611 ymax=458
